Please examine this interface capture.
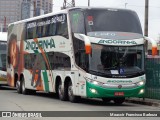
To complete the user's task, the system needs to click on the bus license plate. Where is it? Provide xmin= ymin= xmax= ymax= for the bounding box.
xmin=114 ymin=92 xmax=124 ymax=96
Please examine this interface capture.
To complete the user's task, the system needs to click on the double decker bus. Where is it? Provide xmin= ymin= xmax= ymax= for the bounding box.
xmin=0 ymin=32 xmax=7 ymax=85
xmin=7 ymin=7 xmax=157 ymax=104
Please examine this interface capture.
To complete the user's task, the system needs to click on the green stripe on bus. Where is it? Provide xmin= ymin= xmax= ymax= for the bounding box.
xmin=43 ymin=49 xmax=54 ymax=82
xmin=34 ymin=50 xmax=39 ymax=54
xmin=42 ymin=70 xmax=49 ymax=92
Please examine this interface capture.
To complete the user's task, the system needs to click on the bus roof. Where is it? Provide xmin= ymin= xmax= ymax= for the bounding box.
xmin=8 ymin=7 xmax=135 ymax=26
xmin=0 ymin=32 xmax=7 ymax=41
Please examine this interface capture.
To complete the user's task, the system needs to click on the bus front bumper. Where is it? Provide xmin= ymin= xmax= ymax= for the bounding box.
xmin=86 ymin=81 xmax=145 ymax=98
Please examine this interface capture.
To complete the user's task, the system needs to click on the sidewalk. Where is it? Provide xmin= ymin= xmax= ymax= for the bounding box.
xmin=125 ymin=98 xmax=160 ymax=107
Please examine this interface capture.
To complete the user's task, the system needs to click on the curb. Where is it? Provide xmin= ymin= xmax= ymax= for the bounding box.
xmin=125 ymin=98 xmax=160 ymax=107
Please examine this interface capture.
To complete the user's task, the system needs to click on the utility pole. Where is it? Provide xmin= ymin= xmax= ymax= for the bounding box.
xmin=144 ymin=0 xmax=149 ymax=37
xmin=33 ymin=0 xmax=36 ymax=16
xmin=88 ymin=0 xmax=90 ymax=7
xmin=0 ymin=24 xmax=2 ymax=32
xmin=4 ymin=16 xmax=6 ymax=32
xmin=125 ymin=3 xmax=128 ymax=8
xmin=144 ymin=0 xmax=149 ymax=51
xmin=62 ymin=0 xmax=75 ymax=9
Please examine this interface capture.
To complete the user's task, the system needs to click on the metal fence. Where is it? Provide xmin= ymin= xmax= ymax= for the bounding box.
xmin=145 ymin=57 xmax=160 ymax=99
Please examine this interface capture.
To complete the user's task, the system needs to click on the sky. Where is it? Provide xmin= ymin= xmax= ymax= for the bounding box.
xmin=53 ymin=0 xmax=160 ymax=41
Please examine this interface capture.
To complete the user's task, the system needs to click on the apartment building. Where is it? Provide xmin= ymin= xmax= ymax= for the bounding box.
xmin=0 ymin=0 xmax=53 ymax=31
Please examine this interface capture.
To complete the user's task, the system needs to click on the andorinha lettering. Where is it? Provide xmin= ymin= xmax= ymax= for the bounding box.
xmin=94 ymin=32 xmax=116 ymax=36
xmin=25 ymin=38 xmax=55 ymax=50
xmin=98 ymin=40 xmax=137 ymax=45
xmin=27 ymin=14 xmax=66 ymax=29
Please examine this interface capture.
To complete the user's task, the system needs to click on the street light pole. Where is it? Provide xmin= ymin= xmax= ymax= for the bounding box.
xmin=125 ymin=3 xmax=128 ymax=8
xmin=144 ymin=0 xmax=149 ymax=37
xmin=33 ymin=0 xmax=36 ymax=16
xmin=144 ymin=0 xmax=149 ymax=52
xmin=4 ymin=16 xmax=6 ymax=32
xmin=88 ymin=0 xmax=90 ymax=7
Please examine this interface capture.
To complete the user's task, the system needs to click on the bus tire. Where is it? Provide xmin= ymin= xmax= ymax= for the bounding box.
xmin=28 ymin=89 xmax=36 ymax=95
xmin=21 ymin=77 xmax=29 ymax=95
xmin=68 ymin=81 xmax=80 ymax=103
xmin=102 ymin=98 xmax=111 ymax=103
xmin=113 ymin=98 xmax=125 ymax=105
xmin=16 ymin=80 xmax=22 ymax=94
xmin=58 ymin=81 xmax=67 ymax=101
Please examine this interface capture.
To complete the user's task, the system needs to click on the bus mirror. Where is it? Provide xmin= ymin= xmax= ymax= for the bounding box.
xmin=85 ymin=44 xmax=91 ymax=54
xmin=152 ymin=47 xmax=157 ymax=56
xmin=79 ymin=34 xmax=92 ymax=54
xmin=144 ymin=36 xmax=157 ymax=56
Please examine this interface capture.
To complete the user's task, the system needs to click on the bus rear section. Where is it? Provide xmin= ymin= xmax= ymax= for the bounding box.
xmin=0 ymin=32 xmax=7 ymax=85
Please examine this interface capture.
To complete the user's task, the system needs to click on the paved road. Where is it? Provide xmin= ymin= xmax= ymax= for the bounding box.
xmin=0 ymin=86 xmax=160 ymax=120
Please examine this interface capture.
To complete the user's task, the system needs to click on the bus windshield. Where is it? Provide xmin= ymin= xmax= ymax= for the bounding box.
xmin=69 ymin=8 xmax=144 ymax=77
xmin=85 ymin=9 xmax=143 ymax=39
xmin=89 ymin=44 xmax=144 ymax=78
xmin=0 ymin=41 xmax=7 ymax=71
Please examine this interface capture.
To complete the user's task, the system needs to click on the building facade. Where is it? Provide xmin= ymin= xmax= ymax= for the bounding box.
xmin=0 ymin=0 xmax=22 ymax=31
xmin=36 ymin=0 xmax=53 ymax=15
xmin=22 ymin=0 xmax=53 ymax=19
xmin=0 ymin=0 xmax=53 ymax=32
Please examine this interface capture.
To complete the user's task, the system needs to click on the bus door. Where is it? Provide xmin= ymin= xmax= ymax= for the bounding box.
xmin=78 ymin=50 xmax=88 ymax=96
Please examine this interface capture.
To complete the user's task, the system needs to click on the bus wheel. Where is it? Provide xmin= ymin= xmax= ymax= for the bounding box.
xmin=102 ymin=98 xmax=111 ymax=103
xmin=16 ymin=80 xmax=22 ymax=94
xmin=58 ymin=82 xmax=67 ymax=101
xmin=68 ymin=81 xmax=80 ymax=103
xmin=21 ymin=77 xmax=29 ymax=95
xmin=113 ymin=98 xmax=125 ymax=105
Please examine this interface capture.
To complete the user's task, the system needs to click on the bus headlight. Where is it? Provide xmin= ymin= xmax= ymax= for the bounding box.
xmin=137 ymin=81 xmax=145 ymax=86
xmin=85 ymin=77 xmax=104 ymax=86
xmin=91 ymin=80 xmax=104 ymax=86
xmin=139 ymin=89 xmax=145 ymax=94
xmin=92 ymin=81 xmax=99 ymax=85
xmin=89 ymin=88 xmax=97 ymax=94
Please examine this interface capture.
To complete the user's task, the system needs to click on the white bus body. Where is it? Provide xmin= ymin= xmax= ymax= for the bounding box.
xmin=7 ymin=7 xmax=154 ymax=104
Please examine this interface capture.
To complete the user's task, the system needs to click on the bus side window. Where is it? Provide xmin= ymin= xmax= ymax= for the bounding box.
xmin=45 ymin=24 xmax=50 ymax=37
xmin=74 ymin=39 xmax=89 ymax=71
xmin=79 ymin=50 xmax=88 ymax=71
xmin=36 ymin=26 xmax=42 ymax=38
xmin=49 ymin=23 xmax=56 ymax=36
xmin=42 ymin=17 xmax=50 ymax=37
xmin=42 ymin=24 xmax=46 ymax=37
xmin=27 ymin=28 xmax=33 ymax=39
xmin=56 ymin=14 xmax=68 ymax=39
